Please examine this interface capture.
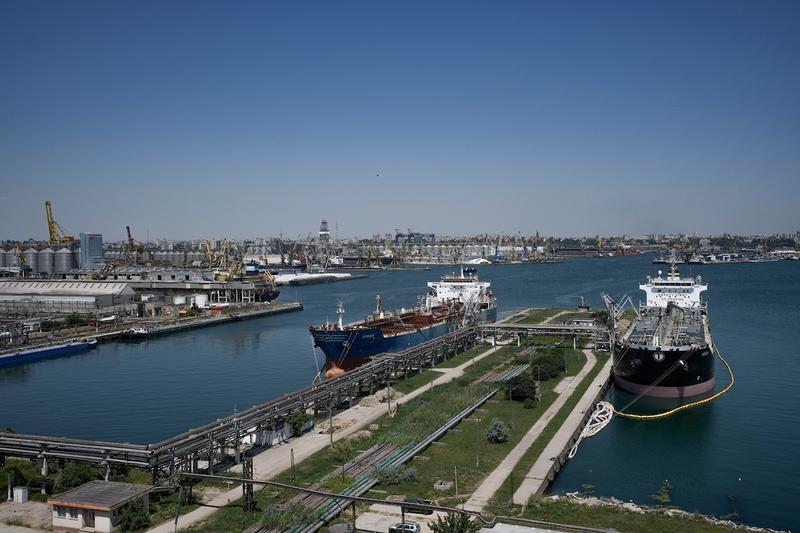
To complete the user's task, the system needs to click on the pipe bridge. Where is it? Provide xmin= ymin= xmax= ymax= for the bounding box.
xmin=0 ymin=326 xmax=479 ymax=485
xmin=478 ymin=322 xmax=611 ymax=351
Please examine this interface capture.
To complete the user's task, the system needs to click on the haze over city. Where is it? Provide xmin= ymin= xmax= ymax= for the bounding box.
xmin=1 ymin=1 xmax=798 ymax=240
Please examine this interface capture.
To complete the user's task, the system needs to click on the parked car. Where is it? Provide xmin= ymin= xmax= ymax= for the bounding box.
xmin=388 ymin=521 xmax=422 ymax=533
xmin=403 ymin=497 xmax=434 ymax=515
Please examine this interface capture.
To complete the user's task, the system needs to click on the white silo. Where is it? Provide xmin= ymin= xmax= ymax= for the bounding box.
xmin=23 ymin=247 xmax=39 ymax=273
xmin=39 ymin=248 xmax=55 ymax=275
xmin=6 ymin=249 xmax=19 ymax=267
xmin=55 ymin=247 xmax=73 ymax=273
xmin=0 ymin=248 xmax=6 ymax=268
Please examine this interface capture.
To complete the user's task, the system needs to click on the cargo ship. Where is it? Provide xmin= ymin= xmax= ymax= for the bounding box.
xmin=613 ymin=262 xmax=715 ymax=398
xmin=310 ymin=268 xmax=496 ymax=377
xmin=0 ymin=339 xmax=98 ymax=368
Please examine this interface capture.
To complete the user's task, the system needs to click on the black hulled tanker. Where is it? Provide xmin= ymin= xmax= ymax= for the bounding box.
xmin=613 ymin=262 xmax=715 ymax=399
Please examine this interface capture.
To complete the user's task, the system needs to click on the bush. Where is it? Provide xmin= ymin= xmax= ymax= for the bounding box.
xmin=523 ymin=397 xmax=538 ymax=409
xmin=485 ymin=418 xmax=510 ymax=443
xmin=374 ymin=464 xmax=417 ymax=485
xmin=430 ymin=511 xmax=481 ymax=533
xmin=506 ymin=372 xmax=538 ymax=401
xmin=55 ymin=462 xmax=98 ymax=492
xmin=286 ymin=412 xmax=313 ymax=436
xmin=531 ymin=351 xmax=566 ymax=380
xmin=332 ymin=440 xmax=355 ymax=464
xmin=117 ymin=498 xmax=150 ymax=532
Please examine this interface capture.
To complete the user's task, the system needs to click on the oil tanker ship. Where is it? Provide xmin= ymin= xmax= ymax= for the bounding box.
xmin=613 ymin=262 xmax=715 ymax=398
xmin=310 ymin=268 xmax=496 ymax=377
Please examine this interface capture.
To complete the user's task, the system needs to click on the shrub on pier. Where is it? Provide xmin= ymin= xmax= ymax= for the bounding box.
xmin=117 ymin=499 xmax=150 ymax=532
xmin=531 ymin=351 xmax=567 ymax=380
xmin=506 ymin=372 xmax=538 ymax=401
xmin=485 ymin=418 xmax=510 ymax=443
xmin=286 ymin=412 xmax=313 ymax=437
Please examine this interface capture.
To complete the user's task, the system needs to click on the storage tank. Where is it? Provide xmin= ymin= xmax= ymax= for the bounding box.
xmin=73 ymin=247 xmax=81 ymax=269
xmin=38 ymin=248 xmax=55 ymax=275
xmin=5 ymin=249 xmax=19 ymax=267
xmin=54 ymin=247 xmax=73 ymax=273
xmin=23 ymin=247 xmax=39 ymax=273
xmin=0 ymin=248 xmax=6 ymax=268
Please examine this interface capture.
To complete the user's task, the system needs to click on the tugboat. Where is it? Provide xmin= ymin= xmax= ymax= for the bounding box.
xmin=613 ymin=262 xmax=715 ymax=399
xmin=310 ymin=268 xmax=496 ymax=378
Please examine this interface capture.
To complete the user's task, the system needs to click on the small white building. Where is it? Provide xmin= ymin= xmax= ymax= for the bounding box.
xmin=48 ymin=480 xmax=152 ymax=532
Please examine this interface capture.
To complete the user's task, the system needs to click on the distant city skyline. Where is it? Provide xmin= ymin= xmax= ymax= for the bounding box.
xmin=1 ymin=2 xmax=798 ymax=241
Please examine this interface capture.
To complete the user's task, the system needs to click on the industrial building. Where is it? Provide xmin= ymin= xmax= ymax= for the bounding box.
xmin=48 ymin=480 xmax=152 ymax=533
xmin=0 ymin=281 xmax=136 ymax=316
xmin=79 ymin=232 xmax=104 ymax=270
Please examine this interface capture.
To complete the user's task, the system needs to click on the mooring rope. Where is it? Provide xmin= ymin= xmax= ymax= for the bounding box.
xmin=568 ymin=345 xmax=735 ymax=458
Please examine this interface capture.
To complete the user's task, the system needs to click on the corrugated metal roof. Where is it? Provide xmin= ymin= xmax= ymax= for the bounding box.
xmin=49 ymin=480 xmax=152 ymax=510
xmin=0 ymin=281 xmax=135 ymax=296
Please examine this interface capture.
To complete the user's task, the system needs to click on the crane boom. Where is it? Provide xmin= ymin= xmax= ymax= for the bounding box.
xmin=44 ymin=200 xmax=77 ymax=244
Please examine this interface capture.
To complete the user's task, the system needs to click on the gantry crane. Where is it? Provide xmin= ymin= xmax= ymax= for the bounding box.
xmin=44 ymin=200 xmax=77 ymax=244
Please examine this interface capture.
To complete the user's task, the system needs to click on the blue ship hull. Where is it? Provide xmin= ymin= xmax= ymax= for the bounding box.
xmin=311 ymin=307 xmax=496 ymax=373
xmin=0 ymin=340 xmax=98 ymax=368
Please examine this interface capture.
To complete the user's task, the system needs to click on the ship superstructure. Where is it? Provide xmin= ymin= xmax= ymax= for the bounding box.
xmin=310 ymin=268 xmax=496 ymax=377
xmin=613 ymin=263 xmax=715 ymax=398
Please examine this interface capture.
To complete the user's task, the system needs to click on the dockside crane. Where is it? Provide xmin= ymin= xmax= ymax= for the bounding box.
xmin=125 ymin=226 xmax=147 ymax=265
xmin=44 ymin=200 xmax=77 ymax=244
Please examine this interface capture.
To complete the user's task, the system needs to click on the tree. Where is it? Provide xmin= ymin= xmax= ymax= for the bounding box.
xmin=429 ymin=512 xmax=481 ymax=533
xmin=55 ymin=462 xmax=98 ymax=492
xmin=117 ymin=498 xmax=150 ymax=532
xmin=506 ymin=372 xmax=538 ymax=401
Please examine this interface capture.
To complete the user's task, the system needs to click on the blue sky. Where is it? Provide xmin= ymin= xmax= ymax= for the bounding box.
xmin=1 ymin=1 xmax=798 ymax=240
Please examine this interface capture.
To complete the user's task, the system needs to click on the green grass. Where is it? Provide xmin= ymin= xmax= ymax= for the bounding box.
xmin=184 ymin=344 xmax=533 ymax=532
xmin=512 ymin=497 xmax=742 ymax=533
xmin=391 ymin=369 xmax=440 ymax=394
xmin=490 ymin=353 xmax=608 ymax=510
xmin=515 ymin=308 xmax=565 ymax=324
xmin=437 ymin=345 xmax=492 ymax=368
xmin=378 ymin=351 xmax=587 ymax=505
xmin=552 ymin=311 xmax=595 ymax=323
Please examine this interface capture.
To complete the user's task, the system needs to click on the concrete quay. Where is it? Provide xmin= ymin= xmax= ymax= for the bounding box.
xmin=512 ymin=356 xmax=613 ymax=505
xmin=463 ymin=349 xmax=597 ymax=512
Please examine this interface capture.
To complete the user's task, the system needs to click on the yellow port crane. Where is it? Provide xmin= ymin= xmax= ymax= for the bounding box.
xmin=125 ymin=226 xmax=147 ymax=264
xmin=44 ymin=200 xmax=78 ymax=244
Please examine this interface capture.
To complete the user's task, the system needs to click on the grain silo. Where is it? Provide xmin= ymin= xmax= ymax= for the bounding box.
xmin=73 ymin=247 xmax=81 ymax=269
xmin=39 ymin=248 xmax=55 ymax=275
xmin=5 ymin=249 xmax=19 ymax=267
xmin=55 ymin=247 xmax=73 ymax=273
xmin=23 ymin=247 xmax=39 ymax=273
xmin=0 ymin=248 xmax=6 ymax=268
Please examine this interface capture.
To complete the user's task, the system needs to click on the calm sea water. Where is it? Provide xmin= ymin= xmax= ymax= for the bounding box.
xmin=0 ymin=257 xmax=796 ymax=530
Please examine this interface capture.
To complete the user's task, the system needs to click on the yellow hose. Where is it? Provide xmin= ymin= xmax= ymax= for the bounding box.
xmin=613 ymin=345 xmax=734 ymax=420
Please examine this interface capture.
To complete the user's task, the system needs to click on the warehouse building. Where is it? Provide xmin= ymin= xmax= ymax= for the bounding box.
xmin=0 ymin=281 xmax=136 ymax=316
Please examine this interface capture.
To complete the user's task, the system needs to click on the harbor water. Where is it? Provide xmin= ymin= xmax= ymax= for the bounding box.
xmin=0 ymin=256 xmax=797 ymax=531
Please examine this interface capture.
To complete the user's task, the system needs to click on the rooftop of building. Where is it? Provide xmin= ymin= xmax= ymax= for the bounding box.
xmin=0 ymin=280 xmax=135 ymax=296
xmin=48 ymin=480 xmax=152 ymax=511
